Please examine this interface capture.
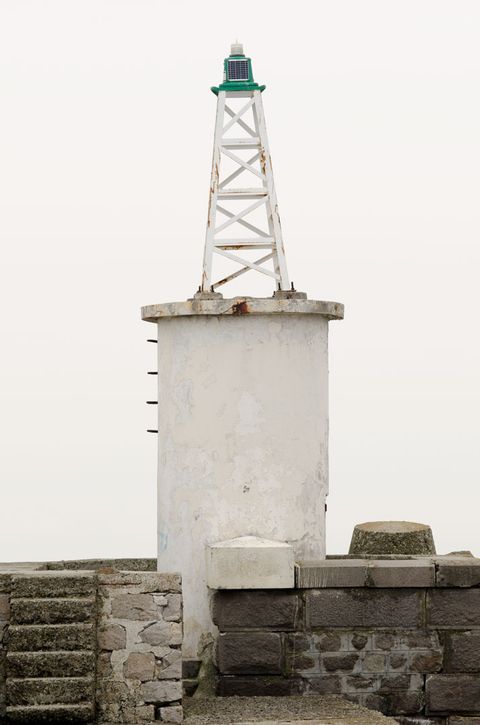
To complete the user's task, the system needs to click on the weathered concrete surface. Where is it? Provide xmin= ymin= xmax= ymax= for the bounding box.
xmin=145 ymin=300 xmax=342 ymax=656
xmin=207 ymin=537 xmax=294 ymax=590
xmin=141 ymin=297 xmax=344 ymax=321
xmin=183 ymin=695 xmax=394 ymax=724
xmin=349 ymin=522 xmax=436 ymax=557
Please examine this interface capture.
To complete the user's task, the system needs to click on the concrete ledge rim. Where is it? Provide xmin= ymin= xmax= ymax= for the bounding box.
xmin=141 ymin=297 xmax=344 ymax=322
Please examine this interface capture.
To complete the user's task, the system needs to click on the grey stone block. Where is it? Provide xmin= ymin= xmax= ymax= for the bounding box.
xmin=427 ymin=674 xmax=480 ymax=713
xmin=367 ymin=560 xmax=435 ymax=588
xmin=7 ymin=676 xmax=94 ymax=706
xmin=10 ymin=597 xmax=95 ymax=625
xmin=140 ymin=679 xmax=182 ymax=704
xmin=444 ymin=632 xmax=480 ymax=672
xmin=110 ymin=592 xmax=157 ymax=620
xmin=343 ymin=675 xmax=379 ymax=692
xmin=379 ymin=674 xmax=423 ymax=692
xmin=212 ymin=590 xmax=300 ymax=630
xmin=6 ymin=703 xmax=94 ymax=722
xmin=139 ymin=621 xmax=182 ymax=646
xmin=428 ymin=589 xmax=480 ymax=628
xmin=449 ymin=719 xmax=480 ymax=725
xmin=307 ymin=589 xmax=423 ymax=628
xmin=12 ymin=573 xmax=95 ymax=599
xmin=322 ymin=653 xmax=359 ymax=672
xmin=373 ymin=630 xmax=441 ymax=651
xmin=217 ymin=631 xmax=282 ymax=675
xmin=6 ymin=651 xmax=94 ymax=678
xmin=217 ymin=675 xmax=304 ymax=696
xmin=388 ymin=690 xmax=425 ymax=715
xmin=7 ymin=623 xmax=95 ymax=651
xmin=436 ymin=559 xmax=480 ymax=587
xmin=410 ymin=650 xmax=444 ymax=673
xmin=307 ymin=675 xmax=342 ymax=694
xmin=295 ymin=560 xmax=368 ymax=588
xmin=362 ymin=653 xmax=387 ymax=673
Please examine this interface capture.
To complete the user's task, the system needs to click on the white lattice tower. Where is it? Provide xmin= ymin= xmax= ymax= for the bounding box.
xmin=201 ymin=52 xmax=290 ymax=293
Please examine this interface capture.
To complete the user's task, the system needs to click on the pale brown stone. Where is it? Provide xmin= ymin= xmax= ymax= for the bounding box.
xmin=123 ymin=652 xmax=155 ymax=681
xmin=139 ymin=621 xmax=182 ymax=646
xmin=111 ymin=593 xmax=157 ymax=620
xmin=163 ymin=593 xmax=182 ymax=622
xmin=160 ymin=704 xmax=183 ymax=723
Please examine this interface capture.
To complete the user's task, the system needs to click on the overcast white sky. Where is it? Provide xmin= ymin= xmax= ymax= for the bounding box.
xmin=1 ymin=0 xmax=479 ymax=561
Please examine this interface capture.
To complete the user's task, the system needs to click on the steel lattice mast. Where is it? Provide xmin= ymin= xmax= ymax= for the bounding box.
xmin=201 ymin=43 xmax=290 ymax=293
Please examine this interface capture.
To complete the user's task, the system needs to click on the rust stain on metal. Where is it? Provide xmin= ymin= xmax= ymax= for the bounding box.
xmin=232 ymin=300 xmax=249 ymax=315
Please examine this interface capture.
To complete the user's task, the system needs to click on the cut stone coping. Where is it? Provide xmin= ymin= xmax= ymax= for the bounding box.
xmin=183 ymin=696 xmax=394 ymax=724
xmin=206 ymin=536 xmax=294 ymax=590
xmin=296 ymin=556 xmax=480 ymax=588
xmin=141 ymin=297 xmax=344 ymax=322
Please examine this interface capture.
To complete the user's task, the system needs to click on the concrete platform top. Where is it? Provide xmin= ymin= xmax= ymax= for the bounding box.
xmin=141 ymin=297 xmax=344 ymax=322
xmin=183 ymin=695 xmax=394 ymax=724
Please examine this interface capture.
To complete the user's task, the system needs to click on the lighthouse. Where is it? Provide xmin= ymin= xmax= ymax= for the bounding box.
xmin=142 ymin=44 xmax=343 ymax=658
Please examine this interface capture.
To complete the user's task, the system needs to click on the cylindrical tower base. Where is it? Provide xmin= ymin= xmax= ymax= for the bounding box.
xmin=142 ymin=296 xmax=343 ymax=657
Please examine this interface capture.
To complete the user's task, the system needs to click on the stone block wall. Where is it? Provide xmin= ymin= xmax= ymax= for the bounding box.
xmin=97 ymin=571 xmax=182 ymax=723
xmin=212 ymin=556 xmax=480 ymax=721
xmin=0 ymin=567 xmax=182 ymax=723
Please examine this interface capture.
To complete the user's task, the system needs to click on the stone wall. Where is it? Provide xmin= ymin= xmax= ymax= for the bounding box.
xmin=0 ymin=567 xmax=182 ymax=723
xmin=97 ymin=571 xmax=182 ymax=724
xmin=212 ymin=556 xmax=480 ymax=721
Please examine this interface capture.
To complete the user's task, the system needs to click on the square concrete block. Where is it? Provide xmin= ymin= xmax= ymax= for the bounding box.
xmin=206 ymin=536 xmax=294 ymax=589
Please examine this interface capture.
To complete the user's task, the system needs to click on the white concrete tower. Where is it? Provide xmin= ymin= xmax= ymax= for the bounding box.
xmin=142 ymin=44 xmax=343 ymax=658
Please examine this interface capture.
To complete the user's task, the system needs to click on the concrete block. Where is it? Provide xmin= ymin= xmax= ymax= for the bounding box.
xmin=428 ymin=589 xmax=480 ymax=628
xmin=10 ymin=597 xmax=95 ymax=625
xmin=217 ymin=631 xmax=282 ymax=674
xmin=296 ymin=559 xmax=368 ymax=588
xmin=444 ymin=632 xmax=480 ymax=672
xmin=206 ymin=536 xmax=294 ymax=589
xmin=212 ymin=590 xmax=299 ymax=630
xmin=306 ymin=589 xmax=423 ymax=628
xmin=435 ymin=558 xmax=480 ymax=587
xmin=427 ymin=674 xmax=480 ymax=714
xmin=7 ymin=651 xmax=94 ymax=678
xmin=367 ymin=560 xmax=435 ymax=588
xmin=7 ymin=623 xmax=95 ymax=651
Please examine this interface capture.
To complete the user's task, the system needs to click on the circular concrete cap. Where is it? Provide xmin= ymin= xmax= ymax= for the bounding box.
xmin=141 ymin=297 xmax=344 ymax=322
xmin=349 ymin=520 xmax=436 ymax=556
